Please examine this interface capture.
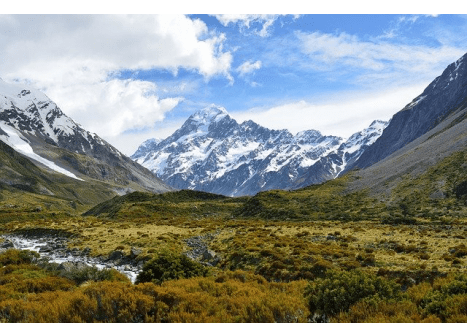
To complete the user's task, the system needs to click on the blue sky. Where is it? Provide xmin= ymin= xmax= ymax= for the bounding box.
xmin=1 ymin=10 xmax=467 ymax=154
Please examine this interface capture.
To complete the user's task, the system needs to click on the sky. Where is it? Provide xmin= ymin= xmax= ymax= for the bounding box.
xmin=2 ymin=3 xmax=467 ymax=155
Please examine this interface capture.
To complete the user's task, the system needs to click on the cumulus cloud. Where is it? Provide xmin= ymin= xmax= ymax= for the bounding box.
xmin=213 ymin=14 xmax=282 ymax=37
xmin=49 ymin=78 xmax=182 ymax=138
xmin=231 ymin=84 xmax=428 ymax=138
xmin=0 ymin=14 xmax=233 ymax=151
xmin=236 ymin=60 xmax=262 ymax=76
xmin=0 ymin=15 xmax=232 ymax=79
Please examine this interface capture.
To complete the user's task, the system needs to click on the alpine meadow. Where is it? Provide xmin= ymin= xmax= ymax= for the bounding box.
xmin=1 ymin=13 xmax=467 ymax=324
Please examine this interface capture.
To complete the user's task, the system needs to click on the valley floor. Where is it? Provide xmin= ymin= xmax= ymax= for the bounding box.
xmin=1 ymin=207 xmax=467 ymax=322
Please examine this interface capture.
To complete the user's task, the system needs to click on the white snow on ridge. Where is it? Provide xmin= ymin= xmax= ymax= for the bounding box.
xmin=0 ymin=79 xmax=80 ymax=141
xmin=133 ymin=104 xmax=389 ymax=195
xmin=406 ymin=95 xmax=426 ymax=109
xmin=0 ymin=122 xmax=84 ymax=181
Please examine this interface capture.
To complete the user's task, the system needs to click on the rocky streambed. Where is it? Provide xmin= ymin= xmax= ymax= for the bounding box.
xmin=0 ymin=232 xmax=143 ymax=283
xmin=0 ymin=230 xmax=221 ymax=284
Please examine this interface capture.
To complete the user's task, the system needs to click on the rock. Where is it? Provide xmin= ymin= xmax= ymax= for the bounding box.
xmin=39 ymin=246 xmax=53 ymax=253
xmin=58 ymin=261 xmax=88 ymax=273
xmin=70 ymin=248 xmax=81 ymax=257
xmin=0 ymin=240 xmax=14 ymax=249
xmin=326 ymin=235 xmax=337 ymax=241
xmin=130 ymin=247 xmax=142 ymax=258
xmin=108 ymin=250 xmax=124 ymax=261
xmin=55 ymin=250 xmax=67 ymax=258
xmin=209 ymin=257 xmax=220 ymax=267
xmin=430 ymin=190 xmax=446 ymax=199
xmin=81 ymin=247 xmax=91 ymax=256
xmin=202 ymin=250 xmax=216 ymax=261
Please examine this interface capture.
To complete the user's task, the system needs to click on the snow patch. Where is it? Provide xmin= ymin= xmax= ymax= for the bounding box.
xmin=0 ymin=122 xmax=84 ymax=181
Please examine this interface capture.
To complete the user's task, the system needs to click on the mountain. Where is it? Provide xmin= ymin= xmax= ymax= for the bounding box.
xmin=0 ymin=79 xmax=173 ymax=208
xmin=132 ymin=105 xmax=387 ymax=196
xmin=350 ymin=52 xmax=467 ymax=171
xmin=346 ymin=94 xmax=467 ymax=207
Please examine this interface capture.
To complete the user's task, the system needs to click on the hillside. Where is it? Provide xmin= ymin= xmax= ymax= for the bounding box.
xmin=350 ymin=52 xmax=467 ymax=171
xmin=0 ymin=79 xmax=173 ymax=211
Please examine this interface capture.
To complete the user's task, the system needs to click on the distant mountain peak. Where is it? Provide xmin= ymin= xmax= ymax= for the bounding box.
xmin=189 ymin=104 xmax=229 ymax=125
xmin=369 ymin=120 xmax=389 ymax=129
xmin=133 ymin=104 xmax=387 ymax=196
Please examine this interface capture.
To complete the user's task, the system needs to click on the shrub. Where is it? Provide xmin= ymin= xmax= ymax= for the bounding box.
xmin=0 ymin=249 xmax=39 ymax=266
xmin=305 ymin=270 xmax=401 ymax=320
xmin=37 ymin=262 xmax=130 ymax=285
xmin=136 ymin=252 xmax=208 ymax=285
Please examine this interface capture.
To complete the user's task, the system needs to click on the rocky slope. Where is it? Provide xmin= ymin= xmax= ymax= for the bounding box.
xmin=0 ymin=78 xmax=173 ymax=205
xmin=350 ymin=52 xmax=467 ymax=171
xmin=132 ymin=105 xmax=387 ymax=196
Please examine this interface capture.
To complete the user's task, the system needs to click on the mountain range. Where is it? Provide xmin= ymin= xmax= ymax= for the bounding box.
xmin=2 ymin=51 xmax=467 ymax=206
xmin=132 ymin=105 xmax=388 ymax=196
xmin=133 ymin=52 xmax=467 ymax=198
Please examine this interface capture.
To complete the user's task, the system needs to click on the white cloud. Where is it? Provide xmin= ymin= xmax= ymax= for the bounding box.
xmin=213 ymin=14 xmax=281 ymax=37
xmin=231 ymin=84 xmax=428 ymax=139
xmin=236 ymin=60 xmax=262 ymax=76
xmin=48 ymin=78 xmax=182 ymax=138
xmin=105 ymin=122 xmax=183 ymax=156
xmin=294 ymin=30 xmax=466 ymax=87
xmin=0 ymin=14 xmax=233 ymax=152
xmin=0 ymin=15 xmax=232 ymax=79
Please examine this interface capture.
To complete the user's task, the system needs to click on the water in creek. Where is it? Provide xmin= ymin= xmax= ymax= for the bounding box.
xmin=1 ymin=234 xmax=141 ymax=283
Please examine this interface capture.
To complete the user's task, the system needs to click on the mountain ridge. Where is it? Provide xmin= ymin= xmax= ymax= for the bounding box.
xmin=132 ymin=105 xmax=387 ymax=196
xmin=350 ymin=52 xmax=467 ymax=171
xmin=0 ymin=79 xmax=173 ymax=208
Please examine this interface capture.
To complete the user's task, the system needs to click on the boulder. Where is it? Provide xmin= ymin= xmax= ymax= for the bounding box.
xmin=81 ymin=247 xmax=91 ymax=256
xmin=108 ymin=250 xmax=124 ymax=261
xmin=58 ymin=261 xmax=88 ymax=273
xmin=202 ymin=249 xmax=216 ymax=261
xmin=130 ymin=247 xmax=142 ymax=258
xmin=39 ymin=246 xmax=53 ymax=253
xmin=0 ymin=240 xmax=14 ymax=249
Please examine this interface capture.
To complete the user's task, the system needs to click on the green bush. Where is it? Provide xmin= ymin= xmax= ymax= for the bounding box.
xmin=38 ymin=262 xmax=130 ymax=285
xmin=135 ymin=252 xmax=208 ymax=285
xmin=0 ymin=249 xmax=39 ymax=266
xmin=305 ymin=270 xmax=401 ymax=320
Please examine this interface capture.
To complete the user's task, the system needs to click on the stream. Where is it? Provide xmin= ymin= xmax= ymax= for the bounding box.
xmin=0 ymin=234 xmax=141 ymax=283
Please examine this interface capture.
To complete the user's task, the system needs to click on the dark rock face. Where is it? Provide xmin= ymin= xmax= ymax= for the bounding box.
xmin=133 ymin=105 xmax=387 ymax=196
xmin=350 ymin=52 xmax=467 ymax=171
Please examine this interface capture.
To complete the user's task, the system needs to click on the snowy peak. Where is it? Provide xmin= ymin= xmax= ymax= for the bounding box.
xmin=0 ymin=78 xmax=172 ymax=194
xmin=0 ymin=79 xmax=82 ymax=144
xmin=368 ymin=120 xmax=389 ymax=131
xmin=133 ymin=104 xmax=387 ymax=196
xmin=189 ymin=104 xmax=229 ymax=125
xmin=341 ymin=120 xmax=389 ymax=154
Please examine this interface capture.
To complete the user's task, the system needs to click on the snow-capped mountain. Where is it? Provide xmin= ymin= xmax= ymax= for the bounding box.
xmin=293 ymin=119 xmax=389 ymax=189
xmin=132 ymin=105 xmax=388 ymax=196
xmin=0 ymin=78 xmax=172 ymax=195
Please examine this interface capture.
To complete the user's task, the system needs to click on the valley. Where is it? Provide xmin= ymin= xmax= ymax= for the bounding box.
xmin=1 ymin=28 xmax=467 ymax=323
xmin=1 ymin=171 xmax=467 ymax=322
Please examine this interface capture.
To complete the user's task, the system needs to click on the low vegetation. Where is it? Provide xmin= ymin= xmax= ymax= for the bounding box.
xmin=1 ymin=158 xmax=466 ymax=322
